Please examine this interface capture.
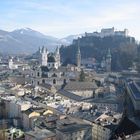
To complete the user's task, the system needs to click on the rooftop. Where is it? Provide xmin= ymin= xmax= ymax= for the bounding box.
xmin=57 ymin=89 xmax=83 ymax=101
xmin=23 ymin=107 xmax=45 ymax=115
xmin=26 ymin=129 xmax=55 ymax=139
xmin=128 ymin=81 xmax=140 ymax=100
xmin=57 ymin=123 xmax=91 ymax=133
xmin=39 ymin=83 xmax=55 ymax=91
xmin=115 ymin=117 xmax=140 ymax=136
xmin=41 ymin=66 xmax=49 ymax=72
xmin=64 ymin=81 xmax=97 ymax=91
xmin=48 ymin=55 xmax=56 ymax=63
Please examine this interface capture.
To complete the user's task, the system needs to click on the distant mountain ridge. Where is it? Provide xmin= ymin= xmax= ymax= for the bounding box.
xmin=0 ymin=28 xmax=79 ymax=54
xmin=59 ymin=34 xmax=83 ymax=45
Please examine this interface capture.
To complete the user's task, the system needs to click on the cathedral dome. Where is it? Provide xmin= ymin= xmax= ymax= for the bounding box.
xmin=48 ymin=55 xmax=56 ymax=62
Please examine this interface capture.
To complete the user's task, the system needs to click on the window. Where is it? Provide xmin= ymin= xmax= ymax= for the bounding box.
xmin=53 ymin=79 xmax=56 ymax=84
xmin=52 ymin=73 xmax=57 ymax=77
xmin=64 ymin=79 xmax=66 ymax=84
xmin=42 ymin=79 xmax=45 ymax=84
xmin=37 ymin=72 xmax=40 ymax=77
xmin=37 ymin=81 xmax=40 ymax=85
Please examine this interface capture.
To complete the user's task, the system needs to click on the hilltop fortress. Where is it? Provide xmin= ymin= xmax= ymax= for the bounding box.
xmin=85 ymin=27 xmax=128 ymax=38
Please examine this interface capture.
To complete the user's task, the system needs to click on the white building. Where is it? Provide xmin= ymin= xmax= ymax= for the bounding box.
xmin=8 ymin=58 xmax=18 ymax=70
xmin=64 ymin=81 xmax=97 ymax=98
xmin=85 ymin=27 xmax=129 ymax=38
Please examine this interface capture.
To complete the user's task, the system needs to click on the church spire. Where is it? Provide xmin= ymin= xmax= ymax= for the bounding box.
xmin=106 ymin=48 xmax=111 ymax=58
xmin=55 ymin=46 xmax=61 ymax=67
xmin=105 ymin=48 xmax=112 ymax=72
xmin=77 ymin=39 xmax=80 ymax=54
xmin=39 ymin=46 xmax=41 ymax=53
xmin=76 ymin=38 xmax=81 ymax=68
xmin=55 ymin=46 xmax=60 ymax=55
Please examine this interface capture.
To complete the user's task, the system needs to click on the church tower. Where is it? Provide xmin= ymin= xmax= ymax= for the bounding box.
xmin=55 ymin=46 xmax=61 ymax=67
xmin=101 ymin=56 xmax=106 ymax=69
xmin=106 ymin=48 xmax=112 ymax=72
xmin=76 ymin=39 xmax=81 ymax=68
xmin=39 ymin=46 xmax=48 ymax=66
xmin=8 ymin=57 xmax=14 ymax=69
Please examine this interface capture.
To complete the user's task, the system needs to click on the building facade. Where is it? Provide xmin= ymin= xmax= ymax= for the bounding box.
xmin=39 ymin=46 xmax=61 ymax=69
xmin=85 ymin=27 xmax=128 ymax=38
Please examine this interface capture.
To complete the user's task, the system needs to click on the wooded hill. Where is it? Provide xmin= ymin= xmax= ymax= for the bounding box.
xmin=60 ymin=35 xmax=139 ymax=71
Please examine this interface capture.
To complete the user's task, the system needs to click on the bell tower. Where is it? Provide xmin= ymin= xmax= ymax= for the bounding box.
xmin=106 ymin=48 xmax=112 ymax=72
xmin=55 ymin=46 xmax=61 ymax=67
xmin=76 ymin=38 xmax=81 ymax=68
xmin=40 ymin=46 xmax=48 ymax=66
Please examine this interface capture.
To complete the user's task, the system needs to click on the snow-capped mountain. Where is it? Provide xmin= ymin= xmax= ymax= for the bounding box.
xmin=0 ymin=28 xmax=83 ymax=54
xmin=10 ymin=28 xmax=58 ymax=40
xmin=0 ymin=28 xmax=60 ymax=54
xmin=59 ymin=34 xmax=84 ymax=45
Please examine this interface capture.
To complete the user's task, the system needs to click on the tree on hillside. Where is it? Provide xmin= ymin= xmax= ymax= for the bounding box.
xmin=60 ymin=35 xmax=138 ymax=71
xmin=79 ymin=69 xmax=85 ymax=82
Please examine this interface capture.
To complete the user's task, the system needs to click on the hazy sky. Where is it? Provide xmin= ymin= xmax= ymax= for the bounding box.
xmin=0 ymin=0 xmax=140 ymax=40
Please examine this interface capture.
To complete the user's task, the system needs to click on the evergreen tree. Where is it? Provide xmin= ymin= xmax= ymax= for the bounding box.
xmin=79 ymin=69 xmax=85 ymax=82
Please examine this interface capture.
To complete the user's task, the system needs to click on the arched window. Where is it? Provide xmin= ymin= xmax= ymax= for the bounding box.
xmin=37 ymin=72 xmax=40 ymax=77
xmin=53 ymin=79 xmax=56 ymax=84
xmin=42 ymin=79 xmax=45 ymax=84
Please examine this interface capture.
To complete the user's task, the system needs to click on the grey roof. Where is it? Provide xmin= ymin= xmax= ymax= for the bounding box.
xmin=57 ymin=89 xmax=83 ymax=101
xmin=41 ymin=66 xmax=49 ymax=72
xmin=128 ymin=81 xmax=140 ymax=100
xmin=49 ymin=68 xmax=61 ymax=73
xmin=9 ymin=76 xmax=26 ymax=85
xmin=26 ymin=129 xmax=55 ymax=139
xmin=39 ymin=83 xmax=54 ymax=90
xmin=87 ymin=98 xmax=119 ymax=104
xmin=48 ymin=55 xmax=56 ymax=62
xmin=57 ymin=124 xmax=91 ymax=133
xmin=64 ymin=81 xmax=97 ymax=91
xmin=71 ymin=111 xmax=102 ymax=122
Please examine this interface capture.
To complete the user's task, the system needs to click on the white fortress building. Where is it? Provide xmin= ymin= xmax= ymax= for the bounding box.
xmin=85 ymin=27 xmax=129 ymax=38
